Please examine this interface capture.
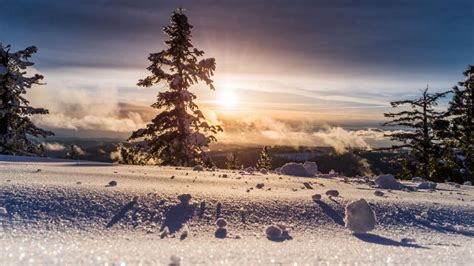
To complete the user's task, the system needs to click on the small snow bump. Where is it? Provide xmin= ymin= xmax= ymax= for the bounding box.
xmin=326 ymin=190 xmax=339 ymax=197
xmin=216 ymin=218 xmax=227 ymax=228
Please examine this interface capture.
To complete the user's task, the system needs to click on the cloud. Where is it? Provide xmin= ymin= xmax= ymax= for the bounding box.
xmin=27 ymin=84 xmax=148 ymax=133
xmin=216 ymin=115 xmax=399 ymax=153
xmin=41 ymin=142 xmax=65 ymax=151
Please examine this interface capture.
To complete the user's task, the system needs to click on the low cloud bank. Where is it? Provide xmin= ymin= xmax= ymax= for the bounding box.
xmin=28 ymin=85 xmax=148 ymax=132
xmin=41 ymin=142 xmax=66 ymax=151
xmin=216 ymin=116 xmax=399 ymax=153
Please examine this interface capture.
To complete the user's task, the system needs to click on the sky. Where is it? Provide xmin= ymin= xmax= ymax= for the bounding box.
xmin=1 ymin=0 xmax=473 ymax=146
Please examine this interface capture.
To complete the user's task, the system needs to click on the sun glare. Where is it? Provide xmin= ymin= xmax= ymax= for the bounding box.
xmin=218 ymin=89 xmax=238 ymax=109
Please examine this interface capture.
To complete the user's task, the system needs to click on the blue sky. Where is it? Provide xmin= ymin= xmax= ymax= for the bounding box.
xmin=1 ymin=0 xmax=473 ymax=140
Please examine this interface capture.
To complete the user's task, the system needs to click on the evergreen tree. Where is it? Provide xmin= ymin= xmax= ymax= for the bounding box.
xmin=65 ymin=145 xmax=83 ymax=160
xmin=443 ymin=65 xmax=473 ymax=182
xmin=225 ymin=152 xmax=241 ymax=170
xmin=0 ymin=44 xmax=53 ymax=156
xmin=256 ymin=146 xmax=272 ymax=170
xmin=382 ymin=87 xmax=449 ymax=180
xmin=127 ymin=8 xmax=222 ymax=166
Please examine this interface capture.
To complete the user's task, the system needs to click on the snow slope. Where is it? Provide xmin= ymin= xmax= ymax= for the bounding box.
xmin=0 ymin=155 xmax=473 ymax=265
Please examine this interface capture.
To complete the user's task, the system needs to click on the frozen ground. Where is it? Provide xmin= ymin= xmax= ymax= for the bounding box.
xmin=0 ymin=155 xmax=473 ymax=265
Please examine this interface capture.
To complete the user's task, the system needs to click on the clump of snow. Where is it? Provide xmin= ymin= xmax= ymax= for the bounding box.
xmin=214 ymin=227 xmax=227 ymax=238
xmin=169 ymin=255 xmax=181 ymax=266
xmin=178 ymin=194 xmax=192 ymax=205
xmin=417 ymin=182 xmax=437 ymax=190
xmin=265 ymin=224 xmax=292 ymax=241
xmin=303 ymin=182 xmax=313 ymax=189
xmin=193 ymin=165 xmax=204 ymax=171
xmin=303 ymin=161 xmax=318 ymax=176
xmin=160 ymin=226 xmax=170 ymax=239
xmin=411 ymin=176 xmax=425 ymax=183
xmin=216 ymin=218 xmax=227 ymax=228
xmin=401 ymin=238 xmax=416 ymax=244
xmin=464 ymin=181 xmax=472 ymax=186
xmin=312 ymin=194 xmax=322 ymax=201
xmin=245 ymin=167 xmax=255 ymax=173
xmin=326 ymin=190 xmax=339 ymax=197
xmin=0 ymin=207 xmax=7 ymax=215
xmin=265 ymin=225 xmax=282 ymax=238
xmin=374 ymin=191 xmax=384 ymax=197
xmin=179 ymin=225 xmax=189 ymax=240
xmin=344 ymin=198 xmax=376 ymax=233
xmin=374 ymin=174 xmax=401 ymax=190
xmin=279 ymin=162 xmax=311 ymax=177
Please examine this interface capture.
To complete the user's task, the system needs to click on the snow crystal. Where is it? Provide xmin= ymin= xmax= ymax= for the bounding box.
xmin=279 ymin=162 xmax=311 ymax=177
xmin=374 ymin=174 xmax=401 ymax=190
xmin=303 ymin=161 xmax=318 ymax=176
xmin=344 ymin=199 xmax=376 ymax=233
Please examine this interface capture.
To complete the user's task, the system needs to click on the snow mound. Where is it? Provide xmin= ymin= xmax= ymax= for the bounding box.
xmin=193 ymin=165 xmax=204 ymax=171
xmin=312 ymin=194 xmax=322 ymax=201
xmin=344 ymin=199 xmax=376 ymax=233
xmin=216 ymin=218 xmax=227 ymax=228
xmin=265 ymin=223 xmax=292 ymax=241
xmin=279 ymin=163 xmax=311 ymax=177
xmin=374 ymin=174 xmax=401 ymax=190
xmin=411 ymin=176 xmax=425 ymax=183
xmin=417 ymin=182 xmax=437 ymax=190
xmin=303 ymin=161 xmax=318 ymax=176
xmin=325 ymin=190 xmax=339 ymax=197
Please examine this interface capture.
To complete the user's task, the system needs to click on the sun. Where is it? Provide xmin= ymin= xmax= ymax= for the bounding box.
xmin=218 ymin=89 xmax=238 ymax=109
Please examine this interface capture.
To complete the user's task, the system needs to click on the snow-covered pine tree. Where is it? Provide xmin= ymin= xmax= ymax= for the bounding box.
xmin=256 ymin=146 xmax=272 ymax=170
xmin=445 ymin=65 xmax=473 ymax=182
xmin=127 ymin=8 xmax=222 ymax=166
xmin=0 ymin=44 xmax=53 ymax=156
xmin=382 ymin=87 xmax=449 ymax=181
xmin=225 ymin=152 xmax=242 ymax=170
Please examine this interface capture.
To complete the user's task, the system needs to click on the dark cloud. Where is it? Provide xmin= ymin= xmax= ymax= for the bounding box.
xmin=1 ymin=0 xmax=472 ymax=74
